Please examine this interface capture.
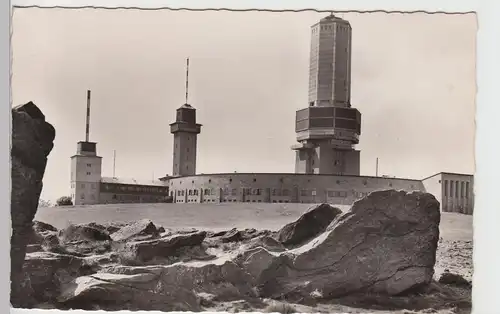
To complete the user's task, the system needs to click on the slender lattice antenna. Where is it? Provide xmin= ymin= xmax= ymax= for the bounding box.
xmin=85 ymin=90 xmax=91 ymax=142
xmin=185 ymin=58 xmax=190 ymax=104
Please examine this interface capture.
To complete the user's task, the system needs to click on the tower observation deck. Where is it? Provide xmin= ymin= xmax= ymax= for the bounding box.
xmin=292 ymin=15 xmax=362 ymax=175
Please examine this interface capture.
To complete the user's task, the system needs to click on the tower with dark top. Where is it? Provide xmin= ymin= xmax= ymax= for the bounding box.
xmin=292 ymin=15 xmax=362 ymax=176
xmin=70 ymin=90 xmax=103 ymax=205
xmin=170 ymin=58 xmax=202 ymax=177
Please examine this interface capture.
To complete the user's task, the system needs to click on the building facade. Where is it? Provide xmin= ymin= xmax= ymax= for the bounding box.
xmin=422 ymin=172 xmax=474 ymax=215
xmin=166 ymin=173 xmax=423 ymax=205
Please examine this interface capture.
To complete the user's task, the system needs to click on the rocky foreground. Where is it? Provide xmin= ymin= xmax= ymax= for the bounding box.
xmin=17 ymin=190 xmax=472 ymax=313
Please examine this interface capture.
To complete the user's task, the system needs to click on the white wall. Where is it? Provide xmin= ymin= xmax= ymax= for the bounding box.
xmin=70 ymin=155 xmax=102 ymax=205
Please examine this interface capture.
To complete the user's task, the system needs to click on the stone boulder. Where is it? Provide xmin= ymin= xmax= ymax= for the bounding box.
xmin=257 ymin=190 xmax=441 ymax=300
xmin=59 ymin=260 xmax=257 ymax=312
xmin=21 ymin=252 xmax=96 ymax=307
xmin=245 ymin=235 xmax=287 ymax=253
xmin=86 ymin=222 xmax=125 ymax=235
xmin=116 ymin=231 xmax=209 ymax=264
xmin=111 ymin=219 xmax=161 ymax=242
xmin=276 ymin=203 xmax=343 ymax=247
xmin=59 ymin=224 xmax=112 ymax=243
xmin=27 ymin=221 xmax=58 ymax=246
xmin=11 ymin=102 xmax=56 ymax=307
xmin=438 ymin=271 xmax=472 ymax=288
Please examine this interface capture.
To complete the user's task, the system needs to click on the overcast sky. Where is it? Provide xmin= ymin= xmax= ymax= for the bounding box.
xmin=11 ymin=9 xmax=476 ymax=202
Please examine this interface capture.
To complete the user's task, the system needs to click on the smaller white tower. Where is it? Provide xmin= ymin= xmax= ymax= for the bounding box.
xmin=70 ymin=90 xmax=102 ymax=205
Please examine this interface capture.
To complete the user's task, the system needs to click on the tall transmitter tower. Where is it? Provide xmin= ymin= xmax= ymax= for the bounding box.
xmin=292 ymin=15 xmax=362 ymax=175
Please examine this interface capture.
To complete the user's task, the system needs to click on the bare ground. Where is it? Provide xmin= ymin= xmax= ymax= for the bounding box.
xmin=36 ymin=203 xmax=473 ymax=313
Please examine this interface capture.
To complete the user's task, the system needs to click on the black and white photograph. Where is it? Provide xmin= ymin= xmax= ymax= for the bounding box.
xmin=10 ymin=6 xmax=476 ymax=313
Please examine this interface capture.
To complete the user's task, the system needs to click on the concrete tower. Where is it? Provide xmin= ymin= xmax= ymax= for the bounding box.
xmin=292 ymin=15 xmax=362 ymax=175
xmin=70 ymin=90 xmax=102 ymax=205
xmin=170 ymin=58 xmax=202 ymax=177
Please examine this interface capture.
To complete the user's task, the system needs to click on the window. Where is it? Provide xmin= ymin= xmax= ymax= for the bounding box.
xmin=450 ymin=181 xmax=454 ymax=197
xmin=455 ymin=182 xmax=459 ymax=199
xmin=461 ymin=182 xmax=465 ymax=198
xmin=253 ymin=178 xmax=257 ymax=182
xmin=188 ymin=190 xmax=193 ymax=196
xmin=177 ymin=190 xmax=181 ymax=196
xmin=91 ymin=183 xmax=96 ymax=189
xmin=204 ymin=189 xmax=210 ymax=196
xmin=300 ymin=190 xmax=309 ymax=196
xmin=81 ymin=183 xmax=85 ymax=188
xmin=187 ymin=148 xmax=190 ymax=153
xmin=253 ymin=189 xmax=261 ymax=196
xmin=465 ymin=182 xmax=469 ymax=198
xmin=229 ymin=178 xmax=233 ymax=183
xmin=87 ymin=163 xmax=91 ymax=167
xmin=282 ymin=189 xmax=290 ymax=196
xmin=444 ymin=180 xmax=448 ymax=197
xmin=81 ymin=194 xmax=85 ymax=200
xmin=91 ymin=194 xmax=95 ymax=200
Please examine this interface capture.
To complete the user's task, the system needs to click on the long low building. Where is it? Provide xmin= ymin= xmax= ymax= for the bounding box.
xmin=164 ymin=173 xmax=422 ymax=204
xmin=161 ymin=172 xmax=474 ymax=215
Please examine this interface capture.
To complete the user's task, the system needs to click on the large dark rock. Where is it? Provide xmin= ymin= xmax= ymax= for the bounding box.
xmin=59 ymin=224 xmax=112 ymax=243
xmin=438 ymin=271 xmax=471 ymax=288
xmin=19 ymin=252 xmax=95 ymax=308
xmin=258 ymin=190 xmax=441 ymax=300
xmin=111 ymin=219 xmax=161 ymax=242
xmin=59 ymin=261 xmax=256 ymax=312
xmin=116 ymin=231 xmax=209 ymax=264
xmin=276 ymin=203 xmax=343 ymax=247
xmin=11 ymin=102 xmax=55 ymax=307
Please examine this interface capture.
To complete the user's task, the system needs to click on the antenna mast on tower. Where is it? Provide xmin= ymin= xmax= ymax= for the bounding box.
xmin=185 ymin=57 xmax=190 ymax=104
xmin=113 ymin=150 xmax=116 ymax=178
xmin=85 ymin=90 xmax=91 ymax=142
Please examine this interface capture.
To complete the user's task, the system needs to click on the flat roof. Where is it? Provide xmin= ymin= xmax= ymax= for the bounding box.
xmin=101 ymin=176 xmax=167 ymax=187
xmin=421 ymin=172 xmax=474 ymax=181
xmin=164 ymin=172 xmax=422 ymax=183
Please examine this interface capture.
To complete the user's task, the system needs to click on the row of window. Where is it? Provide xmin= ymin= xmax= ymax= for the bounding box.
xmin=312 ymin=24 xmax=349 ymax=34
xmin=72 ymin=193 xmax=96 ymax=201
xmin=443 ymin=180 xmax=470 ymax=199
xmin=103 ymin=184 xmax=167 ymax=194
xmin=110 ymin=194 xmax=163 ymax=202
xmin=173 ymin=188 xmax=374 ymax=200
xmin=71 ymin=183 xmax=97 ymax=189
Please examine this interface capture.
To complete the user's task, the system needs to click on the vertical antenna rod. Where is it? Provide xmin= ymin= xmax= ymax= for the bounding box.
xmin=85 ymin=90 xmax=91 ymax=142
xmin=113 ymin=150 xmax=116 ymax=178
xmin=376 ymin=157 xmax=379 ymax=177
xmin=185 ymin=58 xmax=190 ymax=104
